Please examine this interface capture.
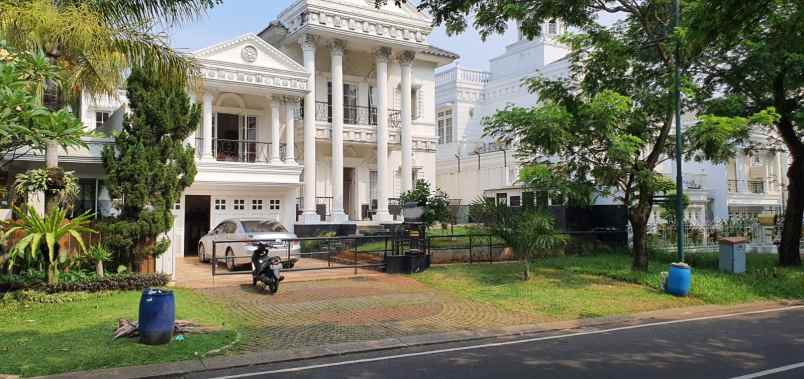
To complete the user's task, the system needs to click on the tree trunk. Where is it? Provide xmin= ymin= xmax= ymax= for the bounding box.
xmin=47 ymin=263 xmax=59 ymax=284
xmin=96 ymin=260 xmax=105 ymax=277
xmin=522 ymin=258 xmax=530 ymax=281
xmin=45 ymin=140 xmax=59 ymax=214
xmin=779 ymin=157 xmax=803 ymax=266
xmin=630 ymin=200 xmax=652 ymax=271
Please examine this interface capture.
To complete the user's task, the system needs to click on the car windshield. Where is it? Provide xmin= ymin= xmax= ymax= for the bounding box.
xmin=241 ymin=221 xmax=288 ymax=233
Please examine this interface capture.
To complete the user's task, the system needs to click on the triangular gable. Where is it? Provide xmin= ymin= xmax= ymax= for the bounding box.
xmin=193 ymin=33 xmax=306 ymax=73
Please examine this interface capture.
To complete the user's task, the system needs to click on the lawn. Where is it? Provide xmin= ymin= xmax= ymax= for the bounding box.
xmin=0 ymin=288 xmax=242 ymax=377
xmin=414 ymin=250 xmax=804 ymax=321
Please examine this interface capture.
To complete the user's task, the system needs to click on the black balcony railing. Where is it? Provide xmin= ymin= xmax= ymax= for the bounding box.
xmin=195 ymin=138 xmax=286 ymax=163
xmin=314 ymin=101 xmax=401 ymax=128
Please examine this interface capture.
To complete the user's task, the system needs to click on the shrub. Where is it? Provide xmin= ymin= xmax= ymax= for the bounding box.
xmin=0 ymin=271 xmax=170 ymax=293
xmin=1 ymin=289 xmax=113 ymax=306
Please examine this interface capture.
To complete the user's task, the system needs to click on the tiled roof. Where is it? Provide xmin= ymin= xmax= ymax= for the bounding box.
xmin=422 ymin=46 xmax=460 ymax=60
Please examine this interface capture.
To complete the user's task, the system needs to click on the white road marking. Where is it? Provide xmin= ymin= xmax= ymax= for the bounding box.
xmin=211 ymin=305 xmax=804 ymax=379
xmin=729 ymin=361 xmax=804 ymax=379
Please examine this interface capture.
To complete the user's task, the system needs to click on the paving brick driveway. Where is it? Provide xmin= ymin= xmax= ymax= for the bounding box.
xmin=194 ymin=275 xmax=543 ymax=352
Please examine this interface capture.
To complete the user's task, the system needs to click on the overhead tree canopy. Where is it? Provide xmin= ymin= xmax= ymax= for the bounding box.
xmin=381 ymin=0 xmax=780 ymax=271
xmin=686 ymin=0 xmax=804 ymax=266
xmin=0 ymin=0 xmax=221 ymax=98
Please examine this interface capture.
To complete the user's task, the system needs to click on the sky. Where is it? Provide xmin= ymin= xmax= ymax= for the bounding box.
xmin=167 ymin=0 xmax=520 ymax=71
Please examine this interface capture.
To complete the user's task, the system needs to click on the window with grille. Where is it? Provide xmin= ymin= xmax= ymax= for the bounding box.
xmin=269 ymin=199 xmax=281 ymax=210
xmin=234 ymin=199 xmax=245 ymax=210
xmin=437 ymin=109 xmax=453 ymax=144
xmin=252 ymin=199 xmax=263 ymax=210
xmin=214 ymin=199 xmax=226 ymax=210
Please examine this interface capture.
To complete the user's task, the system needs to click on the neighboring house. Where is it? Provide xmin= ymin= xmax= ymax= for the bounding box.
xmin=3 ymin=0 xmax=456 ymax=277
xmin=434 ymin=21 xmax=789 ymax=223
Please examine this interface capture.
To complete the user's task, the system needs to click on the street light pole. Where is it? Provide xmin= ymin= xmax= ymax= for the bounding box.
xmin=673 ymin=0 xmax=685 ymax=263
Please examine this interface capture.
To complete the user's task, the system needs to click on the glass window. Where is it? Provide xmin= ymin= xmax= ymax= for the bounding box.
xmin=344 ymin=83 xmax=358 ymax=124
xmin=510 ymin=196 xmax=521 ymax=207
xmin=369 ymin=170 xmax=378 ymax=202
xmin=437 ymin=109 xmax=453 ymax=144
xmin=496 ymin=192 xmax=508 ymax=205
xmin=269 ymin=199 xmax=281 ymax=210
xmin=548 ymin=21 xmax=558 ymax=34
xmin=214 ymin=199 xmax=226 ymax=210
xmin=95 ymin=111 xmax=111 ymax=129
xmin=241 ymin=221 xmax=288 ymax=233
xmin=234 ymin=199 xmax=245 ymax=210
xmin=74 ymin=179 xmax=97 ymax=217
xmin=252 ymin=199 xmax=263 ymax=210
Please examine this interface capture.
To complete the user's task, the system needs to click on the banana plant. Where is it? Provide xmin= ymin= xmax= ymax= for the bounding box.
xmin=4 ymin=206 xmax=96 ymax=284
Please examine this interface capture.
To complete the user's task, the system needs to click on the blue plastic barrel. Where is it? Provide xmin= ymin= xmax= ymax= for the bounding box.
xmin=138 ymin=288 xmax=175 ymax=345
xmin=665 ymin=263 xmax=692 ymax=297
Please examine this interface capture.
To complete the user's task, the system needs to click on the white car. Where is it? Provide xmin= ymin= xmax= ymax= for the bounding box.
xmin=198 ymin=218 xmax=301 ymax=271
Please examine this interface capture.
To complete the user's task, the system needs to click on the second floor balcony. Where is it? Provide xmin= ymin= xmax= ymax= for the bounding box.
xmin=313 ymin=101 xmax=401 ymax=128
xmin=728 ymin=179 xmax=779 ymax=195
xmin=195 ymin=138 xmax=287 ymax=164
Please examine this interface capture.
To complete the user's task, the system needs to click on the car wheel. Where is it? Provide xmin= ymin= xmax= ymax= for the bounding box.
xmin=199 ymin=244 xmax=207 ymax=263
xmin=226 ymin=248 xmax=236 ymax=271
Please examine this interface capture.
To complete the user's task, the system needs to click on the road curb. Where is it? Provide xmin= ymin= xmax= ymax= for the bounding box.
xmin=35 ymin=300 xmax=804 ymax=379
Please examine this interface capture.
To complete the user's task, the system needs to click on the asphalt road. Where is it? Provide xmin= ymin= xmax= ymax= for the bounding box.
xmin=190 ymin=306 xmax=804 ymax=379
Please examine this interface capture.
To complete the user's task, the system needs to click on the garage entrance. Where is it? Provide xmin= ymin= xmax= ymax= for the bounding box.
xmin=184 ymin=195 xmax=211 ymax=257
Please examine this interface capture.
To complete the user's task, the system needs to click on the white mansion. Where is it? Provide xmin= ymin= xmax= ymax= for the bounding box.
xmin=6 ymin=0 xmax=456 ymax=274
xmin=435 ymin=21 xmax=791 ymax=225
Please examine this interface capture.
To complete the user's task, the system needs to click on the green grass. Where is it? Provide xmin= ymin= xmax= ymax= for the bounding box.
xmin=414 ymin=250 xmax=804 ymax=321
xmin=0 ymin=288 xmax=242 ymax=377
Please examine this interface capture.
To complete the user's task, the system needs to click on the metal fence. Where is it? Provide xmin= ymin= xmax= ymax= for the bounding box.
xmin=426 ymin=233 xmax=509 ymax=264
xmin=643 ymin=222 xmax=782 ymax=251
xmin=211 ymin=235 xmax=393 ymax=276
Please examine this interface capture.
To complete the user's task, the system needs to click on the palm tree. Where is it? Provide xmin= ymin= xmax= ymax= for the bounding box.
xmin=0 ymin=0 xmax=219 ymax=98
xmin=470 ymin=198 xmax=568 ymax=280
xmin=1 ymin=0 xmax=218 ymax=203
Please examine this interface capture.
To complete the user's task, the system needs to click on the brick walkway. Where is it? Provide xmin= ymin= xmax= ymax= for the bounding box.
xmin=194 ymin=275 xmax=545 ymax=352
xmin=174 ymin=257 xmax=386 ymax=289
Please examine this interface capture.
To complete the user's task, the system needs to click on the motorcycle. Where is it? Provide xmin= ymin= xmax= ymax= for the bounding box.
xmin=249 ymin=242 xmax=284 ymax=293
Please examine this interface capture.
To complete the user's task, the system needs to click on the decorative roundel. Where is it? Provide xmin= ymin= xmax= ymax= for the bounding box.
xmin=241 ymin=45 xmax=258 ymax=63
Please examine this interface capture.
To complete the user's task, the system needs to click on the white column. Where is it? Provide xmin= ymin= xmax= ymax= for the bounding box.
xmin=202 ymin=93 xmax=214 ymax=160
xmin=270 ymin=96 xmax=282 ymax=164
xmin=374 ymin=47 xmax=392 ymax=222
xmin=330 ymin=40 xmax=349 ymax=223
xmin=186 ymin=94 xmax=197 ymax=148
xmin=300 ymin=35 xmax=319 ymax=224
xmin=735 ymin=152 xmax=747 ymax=192
xmin=399 ymin=51 xmax=415 ymax=193
xmin=284 ymin=97 xmax=297 ymax=165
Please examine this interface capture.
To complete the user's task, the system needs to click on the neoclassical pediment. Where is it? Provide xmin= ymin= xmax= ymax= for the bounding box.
xmin=193 ymin=33 xmax=305 ymax=73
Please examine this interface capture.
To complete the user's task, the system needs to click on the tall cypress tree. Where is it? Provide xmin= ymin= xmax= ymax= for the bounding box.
xmin=99 ymin=68 xmax=199 ymax=269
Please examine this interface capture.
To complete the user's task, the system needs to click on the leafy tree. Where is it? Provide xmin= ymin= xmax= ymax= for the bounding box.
xmin=4 ymin=206 xmax=95 ymax=284
xmin=390 ymin=0 xmax=776 ymax=271
xmin=400 ymin=179 xmax=450 ymax=227
xmin=99 ymin=67 xmax=199 ymax=270
xmin=0 ymin=47 xmax=86 ymax=171
xmin=686 ymin=0 xmax=804 ymax=266
xmin=0 ymin=0 xmax=221 ymax=97
xmin=470 ymin=198 xmax=568 ymax=280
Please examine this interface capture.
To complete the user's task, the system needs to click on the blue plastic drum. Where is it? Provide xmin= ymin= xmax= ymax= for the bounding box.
xmin=666 ymin=263 xmax=692 ymax=297
xmin=138 ymin=288 xmax=175 ymax=345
